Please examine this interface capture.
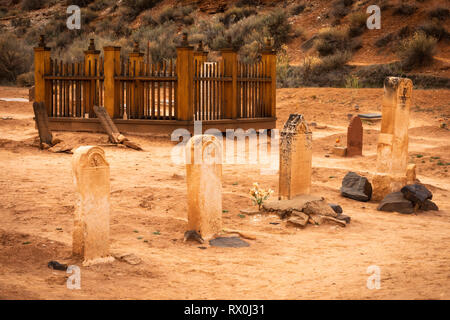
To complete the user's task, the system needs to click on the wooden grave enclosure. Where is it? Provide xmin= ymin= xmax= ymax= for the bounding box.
xmin=34 ymin=35 xmax=277 ymax=135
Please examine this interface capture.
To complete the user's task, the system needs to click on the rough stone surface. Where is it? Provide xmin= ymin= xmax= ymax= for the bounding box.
xmin=287 ymin=212 xmax=309 ymax=228
xmin=336 ymin=215 xmax=351 ymax=223
xmin=185 ymin=135 xmax=222 ymax=240
xmin=279 ymin=114 xmax=312 ymax=199
xmin=372 ymin=173 xmax=406 ymax=201
xmin=377 ymin=192 xmax=414 ymax=214
xmin=329 ymin=203 xmax=343 ymax=214
xmin=333 ymin=146 xmax=347 ymax=157
xmin=401 ymin=184 xmax=432 ymax=205
xmin=347 ymin=115 xmax=363 ymax=157
xmin=419 ymin=200 xmax=439 ymax=211
xmin=262 ymin=194 xmax=323 ymax=218
xmin=340 ymin=172 xmax=372 ymax=202
xmin=406 ymin=163 xmax=416 ymax=184
xmin=303 ymin=200 xmax=338 ymax=218
xmin=72 ymin=146 xmax=111 ymax=263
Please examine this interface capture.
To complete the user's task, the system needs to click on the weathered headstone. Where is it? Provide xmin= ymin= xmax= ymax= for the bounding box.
xmin=185 ymin=135 xmax=222 ymax=240
xmin=372 ymin=77 xmax=413 ymax=201
xmin=29 ymin=86 xmax=35 ymax=102
xmin=279 ymin=114 xmax=312 ymax=200
xmin=72 ymin=146 xmax=113 ymax=265
xmin=347 ymin=115 xmax=363 ymax=157
xmin=32 ymin=101 xmax=53 ymax=147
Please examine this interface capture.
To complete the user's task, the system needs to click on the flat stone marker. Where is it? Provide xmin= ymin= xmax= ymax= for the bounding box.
xmin=209 ymin=237 xmax=250 ymax=248
xmin=347 ymin=115 xmax=363 ymax=157
xmin=185 ymin=135 xmax=222 ymax=240
xmin=373 ymin=77 xmax=413 ymax=201
xmin=279 ymin=114 xmax=312 ymax=200
xmin=72 ymin=146 xmax=113 ymax=265
xmin=358 ymin=113 xmax=381 ymax=119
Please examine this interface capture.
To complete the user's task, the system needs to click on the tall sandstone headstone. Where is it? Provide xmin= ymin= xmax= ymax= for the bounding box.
xmin=185 ymin=135 xmax=222 ymax=240
xmin=372 ymin=77 xmax=413 ymax=201
xmin=347 ymin=115 xmax=363 ymax=157
xmin=72 ymin=146 xmax=113 ymax=265
xmin=279 ymin=114 xmax=312 ymax=200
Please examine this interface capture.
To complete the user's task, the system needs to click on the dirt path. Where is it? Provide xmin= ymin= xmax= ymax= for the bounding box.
xmin=0 ymin=86 xmax=449 ymax=299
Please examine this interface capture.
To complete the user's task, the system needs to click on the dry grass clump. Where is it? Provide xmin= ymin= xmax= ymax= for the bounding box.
xmin=397 ymin=31 xmax=437 ymax=69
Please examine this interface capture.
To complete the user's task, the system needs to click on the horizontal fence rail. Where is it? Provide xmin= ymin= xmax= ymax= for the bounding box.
xmin=116 ymin=59 xmax=177 ymax=120
xmin=34 ymin=36 xmax=276 ymax=129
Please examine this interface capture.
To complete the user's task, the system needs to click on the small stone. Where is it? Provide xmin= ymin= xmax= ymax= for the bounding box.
xmin=240 ymin=208 xmax=261 ymax=215
xmin=333 ymin=146 xmax=347 ymax=157
xmin=115 ymin=253 xmax=141 ymax=265
xmin=336 ymin=215 xmax=351 ymax=223
xmin=287 ymin=211 xmax=309 ymax=228
xmin=322 ymin=216 xmax=346 ymax=227
xmin=419 ymin=199 xmax=439 ymax=211
xmin=340 ymin=172 xmax=372 ymax=202
xmin=303 ymin=199 xmax=338 ymax=217
xmin=329 ymin=203 xmax=343 ymax=214
xmin=209 ymin=237 xmax=250 ymax=248
xmin=401 ymin=184 xmax=432 ymax=206
xmin=377 ymin=192 xmax=414 ymax=214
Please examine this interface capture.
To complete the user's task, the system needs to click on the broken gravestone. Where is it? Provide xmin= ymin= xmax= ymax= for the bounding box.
xmin=209 ymin=237 xmax=250 ymax=248
xmin=377 ymin=192 xmax=414 ymax=214
xmin=400 ymin=184 xmax=432 ymax=206
xmin=340 ymin=172 xmax=372 ymax=202
xmin=33 ymin=101 xmax=53 ymax=147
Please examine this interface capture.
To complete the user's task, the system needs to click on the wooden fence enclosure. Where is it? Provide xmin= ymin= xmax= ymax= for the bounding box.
xmin=34 ymin=35 xmax=276 ymax=134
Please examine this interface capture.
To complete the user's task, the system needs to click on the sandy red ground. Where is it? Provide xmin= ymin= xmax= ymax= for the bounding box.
xmin=0 ymin=86 xmax=449 ymax=299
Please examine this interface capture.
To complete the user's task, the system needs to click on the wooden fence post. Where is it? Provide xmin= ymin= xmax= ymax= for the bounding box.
xmin=129 ymin=42 xmax=144 ymax=119
xmin=176 ymin=33 xmax=194 ymax=121
xmin=261 ymin=38 xmax=276 ymax=118
xmin=34 ymin=35 xmax=51 ymax=115
xmin=194 ymin=40 xmax=208 ymax=65
xmin=103 ymin=46 xmax=121 ymax=118
xmin=221 ymin=41 xmax=237 ymax=119
xmin=84 ymin=39 xmax=100 ymax=118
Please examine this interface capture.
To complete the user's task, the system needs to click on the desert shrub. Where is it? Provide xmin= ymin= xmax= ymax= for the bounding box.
xmin=22 ymin=0 xmax=45 ymax=11
xmin=132 ymin=23 xmax=178 ymax=63
xmin=66 ymin=0 xmax=94 ymax=7
xmin=81 ymin=8 xmax=98 ymax=25
xmin=89 ymin=0 xmax=110 ymax=11
xmin=219 ymin=6 xmax=257 ymax=26
xmin=348 ymin=12 xmax=367 ymax=37
xmin=331 ymin=0 xmax=353 ymax=18
xmin=157 ymin=5 xmax=195 ymax=24
xmin=141 ymin=11 xmax=158 ymax=27
xmin=375 ymin=33 xmax=394 ymax=47
xmin=236 ymin=0 xmax=262 ymax=7
xmin=314 ymin=27 xmax=351 ymax=56
xmin=121 ymin=0 xmax=162 ymax=21
xmin=356 ymin=62 xmax=404 ymax=87
xmin=397 ymin=32 xmax=437 ymax=69
xmin=291 ymin=3 xmax=306 ymax=15
xmin=418 ymin=22 xmax=449 ymax=41
xmin=428 ymin=7 xmax=450 ymax=20
xmin=263 ymin=9 xmax=293 ymax=49
xmin=16 ymin=71 xmax=34 ymax=87
xmin=319 ymin=50 xmax=351 ymax=71
xmin=393 ymin=4 xmax=417 ymax=16
xmin=0 ymin=34 xmax=33 ymax=84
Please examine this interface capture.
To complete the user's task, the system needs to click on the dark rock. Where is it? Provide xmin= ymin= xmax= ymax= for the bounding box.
xmin=401 ymin=184 xmax=432 ymax=205
xmin=377 ymin=192 xmax=414 ymax=214
xmin=329 ymin=203 xmax=343 ymax=214
xmin=48 ymin=261 xmax=68 ymax=271
xmin=336 ymin=215 xmax=351 ymax=223
xmin=419 ymin=199 xmax=439 ymax=211
xmin=340 ymin=172 xmax=372 ymax=202
xmin=209 ymin=237 xmax=250 ymax=248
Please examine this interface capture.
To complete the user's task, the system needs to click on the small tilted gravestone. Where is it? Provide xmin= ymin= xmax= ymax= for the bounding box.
xmin=347 ymin=115 xmax=363 ymax=157
xmin=32 ymin=102 xmax=53 ymax=147
xmin=279 ymin=114 xmax=312 ymax=200
xmin=72 ymin=146 xmax=114 ymax=265
xmin=185 ymin=134 xmax=223 ymax=241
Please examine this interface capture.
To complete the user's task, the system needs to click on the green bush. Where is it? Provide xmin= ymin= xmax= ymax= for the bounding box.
xmin=397 ymin=32 xmax=437 ymax=69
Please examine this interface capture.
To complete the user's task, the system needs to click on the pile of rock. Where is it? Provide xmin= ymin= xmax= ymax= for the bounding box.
xmin=377 ymin=183 xmax=438 ymax=214
xmin=262 ymin=195 xmax=350 ymax=228
xmin=340 ymin=172 xmax=372 ymax=202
